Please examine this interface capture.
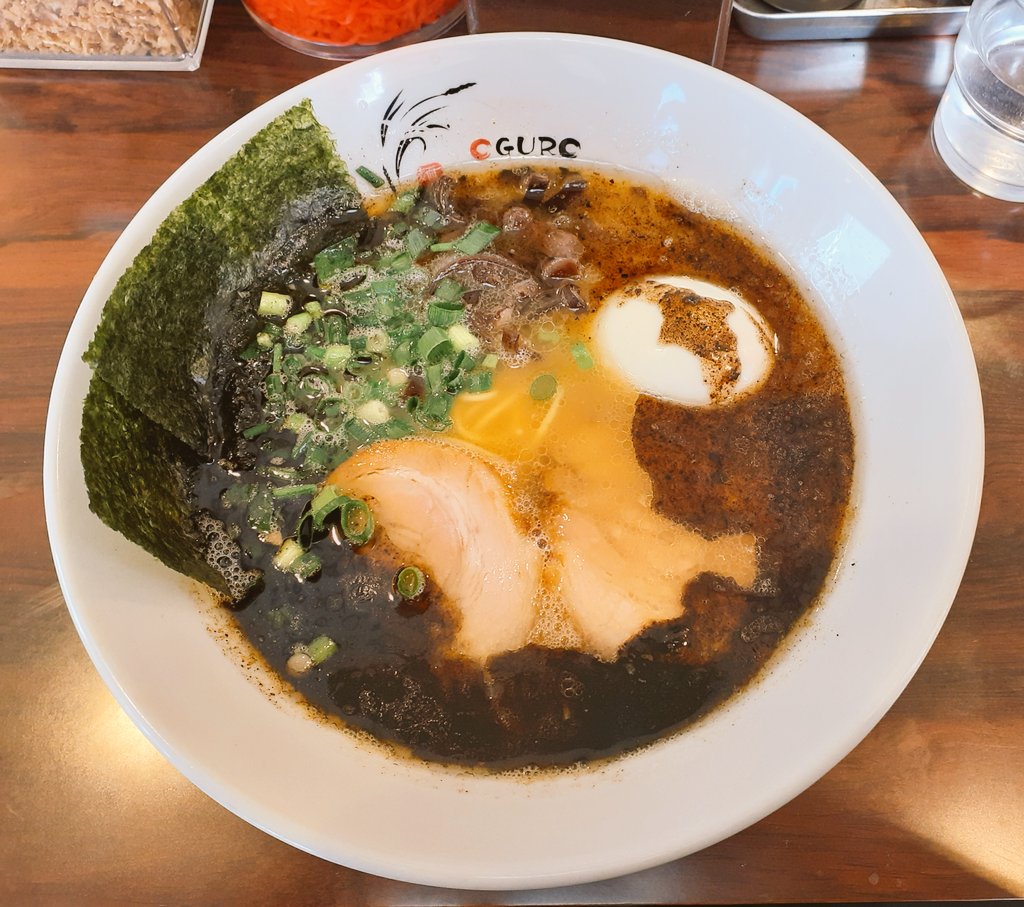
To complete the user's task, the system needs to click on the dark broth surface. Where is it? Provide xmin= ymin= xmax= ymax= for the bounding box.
xmin=198 ymin=166 xmax=854 ymax=769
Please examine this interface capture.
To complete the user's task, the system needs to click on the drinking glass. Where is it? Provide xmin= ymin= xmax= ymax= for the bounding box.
xmin=932 ymin=0 xmax=1024 ymax=202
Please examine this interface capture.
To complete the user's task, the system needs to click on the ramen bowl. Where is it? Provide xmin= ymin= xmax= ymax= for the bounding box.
xmin=44 ymin=33 xmax=983 ymax=889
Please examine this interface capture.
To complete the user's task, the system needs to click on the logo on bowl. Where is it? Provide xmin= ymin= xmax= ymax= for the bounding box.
xmin=376 ymin=82 xmax=583 ymax=186
xmin=469 ymin=136 xmax=581 ymax=160
xmin=379 ymin=82 xmax=477 ymax=188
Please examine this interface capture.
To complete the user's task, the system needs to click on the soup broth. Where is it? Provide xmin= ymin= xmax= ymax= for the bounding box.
xmin=197 ymin=165 xmax=854 ymax=769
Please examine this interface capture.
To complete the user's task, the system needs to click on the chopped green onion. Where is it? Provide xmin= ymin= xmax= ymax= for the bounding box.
xmin=463 ymin=370 xmax=493 ymax=393
xmin=340 ymin=499 xmax=374 ymax=545
xmin=314 ymin=238 xmax=357 ymax=283
xmin=242 ymin=422 xmax=270 ymax=439
xmin=258 ymin=291 xmax=291 ymax=318
xmin=416 ymin=206 xmax=444 ymax=229
xmin=371 ymin=276 xmax=398 ymax=298
xmin=272 ymin=538 xmax=304 ymax=571
xmin=364 ymin=329 xmax=389 ymax=354
xmin=323 ymin=314 xmax=347 ymax=345
xmin=256 ymin=332 xmax=273 ymax=349
xmin=432 ymin=278 xmax=464 ymax=303
xmin=355 ymin=399 xmax=390 ymax=425
xmin=272 ymin=483 xmax=318 ymax=499
xmin=304 ymin=300 xmax=323 ymax=319
xmin=390 ymin=190 xmax=418 ymax=214
xmin=416 ymin=326 xmax=452 ymax=362
xmin=284 ymin=312 xmax=313 ymax=335
xmin=323 ymin=343 xmax=352 ymax=371
xmin=290 ymin=551 xmax=322 ymax=580
xmin=530 ymin=373 xmax=558 ymax=401
xmin=406 ymin=228 xmax=432 ymax=261
xmin=391 ymin=341 xmax=412 ymax=367
xmin=282 ymin=412 xmax=311 ymax=432
xmin=448 ymin=323 xmax=479 ymax=352
xmin=535 ymin=324 xmax=561 ymax=347
xmin=428 ymin=301 xmax=464 ymax=327
xmin=248 ymin=483 xmax=276 ymax=533
xmin=424 ymin=363 xmax=444 ymax=391
xmin=386 ymin=367 xmax=408 ymax=386
xmin=380 ymin=418 xmax=414 ymax=439
xmin=265 ymin=374 xmax=285 ymax=400
xmin=571 ymin=340 xmax=594 ymax=369
xmin=355 ymin=165 xmax=385 ymax=188
xmin=384 ymin=251 xmax=412 ymax=273
xmin=306 ymin=635 xmax=338 ymax=665
xmin=220 ymin=482 xmax=254 ymax=507
xmin=310 ymin=485 xmax=346 ymax=528
xmin=454 ymin=221 xmax=501 ymax=254
xmin=429 ymin=241 xmax=455 ymax=252
xmin=395 ymin=565 xmax=426 ymax=600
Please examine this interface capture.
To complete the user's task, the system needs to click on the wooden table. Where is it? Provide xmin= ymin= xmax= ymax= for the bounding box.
xmin=2 ymin=2 xmax=1022 ymax=902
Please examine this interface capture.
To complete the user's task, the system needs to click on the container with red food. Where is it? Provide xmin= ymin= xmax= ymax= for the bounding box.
xmin=242 ymin=0 xmax=465 ymax=59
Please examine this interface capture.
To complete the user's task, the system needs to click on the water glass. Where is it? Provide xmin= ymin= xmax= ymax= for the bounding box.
xmin=932 ymin=0 xmax=1024 ymax=202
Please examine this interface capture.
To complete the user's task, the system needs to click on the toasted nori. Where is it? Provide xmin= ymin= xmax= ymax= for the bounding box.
xmin=84 ymin=99 xmax=360 ymax=458
xmin=81 ymin=373 xmax=227 ymax=593
xmin=80 ymin=100 xmax=363 ymax=591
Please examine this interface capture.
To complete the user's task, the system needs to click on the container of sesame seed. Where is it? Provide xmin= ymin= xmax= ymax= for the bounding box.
xmin=0 ymin=0 xmax=214 ymax=70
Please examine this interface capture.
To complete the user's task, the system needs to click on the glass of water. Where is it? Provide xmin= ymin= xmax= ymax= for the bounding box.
xmin=932 ymin=0 xmax=1024 ymax=202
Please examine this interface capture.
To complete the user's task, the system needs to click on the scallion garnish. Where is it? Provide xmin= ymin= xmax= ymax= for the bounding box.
xmin=272 ymin=483 xmax=318 ymax=499
xmin=395 ymin=565 xmax=426 ymax=600
xmin=323 ymin=343 xmax=352 ymax=371
xmin=427 ymin=301 xmax=464 ymax=327
xmin=306 ymin=635 xmax=338 ymax=665
xmin=406 ymin=228 xmax=432 ymax=261
xmin=340 ymin=499 xmax=374 ymax=545
xmin=416 ymin=326 xmax=452 ymax=362
xmin=454 ymin=221 xmax=501 ymax=254
xmin=242 ymin=422 xmax=270 ymax=439
xmin=284 ymin=312 xmax=313 ymax=335
xmin=530 ymin=373 xmax=558 ymax=401
xmin=571 ymin=340 xmax=594 ymax=369
xmin=447 ymin=324 xmax=479 ymax=352
xmin=310 ymin=485 xmax=345 ymax=528
xmin=258 ymin=291 xmax=290 ymax=318
xmin=355 ymin=165 xmax=385 ymax=188
xmin=390 ymin=190 xmax=418 ymax=214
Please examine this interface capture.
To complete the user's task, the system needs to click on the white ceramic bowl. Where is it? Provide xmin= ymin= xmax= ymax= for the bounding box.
xmin=44 ymin=33 xmax=983 ymax=890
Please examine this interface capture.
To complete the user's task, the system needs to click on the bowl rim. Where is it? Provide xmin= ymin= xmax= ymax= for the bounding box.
xmin=43 ymin=31 xmax=985 ymax=890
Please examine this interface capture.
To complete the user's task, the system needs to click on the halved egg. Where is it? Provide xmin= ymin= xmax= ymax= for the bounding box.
xmin=594 ymin=275 xmax=777 ymax=406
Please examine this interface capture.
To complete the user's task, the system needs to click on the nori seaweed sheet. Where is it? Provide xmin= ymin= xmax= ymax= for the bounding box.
xmin=84 ymin=99 xmax=360 ymax=458
xmin=81 ymin=373 xmax=227 ymax=593
xmin=80 ymin=100 xmax=363 ymax=589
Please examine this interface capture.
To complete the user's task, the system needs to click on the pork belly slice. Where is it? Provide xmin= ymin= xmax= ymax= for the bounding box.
xmin=327 ymin=439 xmax=542 ymax=664
xmin=545 ymin=466 xmax=757 ymax=662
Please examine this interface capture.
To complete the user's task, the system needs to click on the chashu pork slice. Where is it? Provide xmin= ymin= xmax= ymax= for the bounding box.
xmin=326 ymin=439 xmax=542 ymax=664
xmin=546 ymin=464 xmax=758 ymax=662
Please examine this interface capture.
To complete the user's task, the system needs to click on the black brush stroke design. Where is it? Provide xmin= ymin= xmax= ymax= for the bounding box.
xmin=379 ymin=82 xmax=477 ymax=190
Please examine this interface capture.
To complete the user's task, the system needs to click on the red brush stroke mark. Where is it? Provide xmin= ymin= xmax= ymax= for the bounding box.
xmin=417 ymin=162 xmax=445 ymax=183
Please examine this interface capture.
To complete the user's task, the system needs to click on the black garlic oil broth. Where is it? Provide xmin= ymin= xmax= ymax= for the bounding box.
xmin=197 ymin=166 xmax=854 ymax=769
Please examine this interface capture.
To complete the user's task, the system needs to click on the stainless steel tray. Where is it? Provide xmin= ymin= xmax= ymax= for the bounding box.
xmin=732 ymin=0 xmax=968 ymax=40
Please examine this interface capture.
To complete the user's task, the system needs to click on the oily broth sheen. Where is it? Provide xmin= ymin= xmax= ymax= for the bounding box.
xmin=218 ymin=165 xmax=854 ymax=769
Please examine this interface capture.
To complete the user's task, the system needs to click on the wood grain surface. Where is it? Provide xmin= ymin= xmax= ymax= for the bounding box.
xmin=1 ymin=2 xmax=1022 ymax=903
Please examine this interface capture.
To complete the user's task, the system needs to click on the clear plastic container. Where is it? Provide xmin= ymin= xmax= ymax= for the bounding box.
xmin=242 ymin=0 xmax=464 ymax=60
xmin=0 ymin=0 xmax=214 ymax=71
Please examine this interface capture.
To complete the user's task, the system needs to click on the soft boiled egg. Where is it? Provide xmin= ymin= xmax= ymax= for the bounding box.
xmin=594 ymin=275 xmax=777 ymax=406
